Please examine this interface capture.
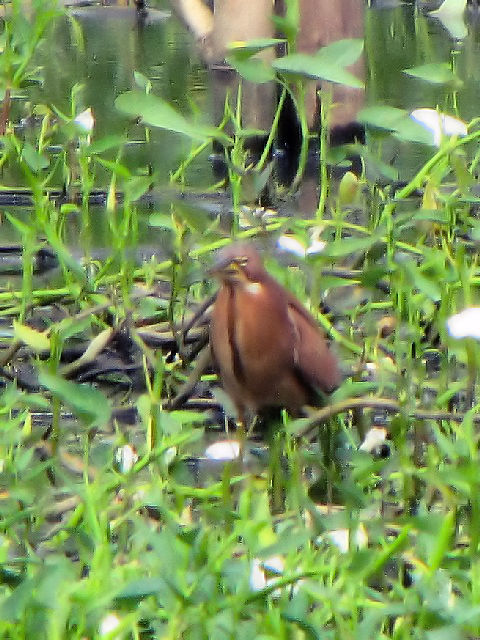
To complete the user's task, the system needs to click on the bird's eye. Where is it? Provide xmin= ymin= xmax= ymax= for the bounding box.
xmin=236 ymin=256 xmax=249 ymax=267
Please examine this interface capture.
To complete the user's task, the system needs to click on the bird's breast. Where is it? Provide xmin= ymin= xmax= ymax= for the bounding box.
xmin=243 ymin=281 xmax=263 ymax=295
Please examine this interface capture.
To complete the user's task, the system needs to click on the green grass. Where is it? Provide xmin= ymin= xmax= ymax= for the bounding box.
xmin=0 ymin=2 xmax=480 ymax=638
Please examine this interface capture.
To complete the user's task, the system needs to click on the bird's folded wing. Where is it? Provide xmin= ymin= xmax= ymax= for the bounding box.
xmin=287 ymin=300 xmax=341 ymax=394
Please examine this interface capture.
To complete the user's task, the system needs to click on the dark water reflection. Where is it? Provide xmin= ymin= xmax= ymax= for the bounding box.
xmin=35 ymin=5 xmax=211 ymax=187
xmin=2 ymin=2 xmax=480 ymax=237
xmin=43 ymin=4 xmax=480 ymax=179
xmin=366 ymin=3 xmax=480 ymax=174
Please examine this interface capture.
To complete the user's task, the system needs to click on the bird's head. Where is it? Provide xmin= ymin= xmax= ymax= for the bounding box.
xmin=210 ymin=243 xmax=266 ymax=284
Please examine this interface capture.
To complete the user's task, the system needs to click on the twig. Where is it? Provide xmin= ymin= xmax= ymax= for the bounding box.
xmin=167 ymin=344 xmax=212 ymax=410
xmin=299 ymin=397 xmax=480 ymax=438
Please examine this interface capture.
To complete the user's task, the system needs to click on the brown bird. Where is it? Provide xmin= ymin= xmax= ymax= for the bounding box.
xmin=209 ymin=243 xmax=341 ymax=428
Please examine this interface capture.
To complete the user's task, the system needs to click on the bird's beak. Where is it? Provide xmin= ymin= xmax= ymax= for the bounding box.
xmin=208 ymin=258 xmax=240 ymax=278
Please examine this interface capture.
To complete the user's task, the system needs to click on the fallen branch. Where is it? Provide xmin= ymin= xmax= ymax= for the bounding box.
xmin=299 ymin=397 xmax=480 ymax=438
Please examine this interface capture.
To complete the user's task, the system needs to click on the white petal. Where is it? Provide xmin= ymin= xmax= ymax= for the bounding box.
xmin=74 ymin=107 xmax=95 ymax=132
xmin=326 ymin=525 xmax=368 ymax=553
xmin=205 ymin=440 xmax=240 ymax=461
xmin=305 ymin=240 xmax=327 ymax=256
xmin=276 ymin=235 xmax=306 ymax=258
xmin=249 ymin=559 xmax=267 ymax=591
xmin=431 ymin=0 xmax=467 ymax=18
xmin=410 ymin=108 xmax=467 ymax=146
xmin=446 ymin=307 xmax=480 ymax=339
xmin=162 ymin=446 xmax=177 ymax=467
xmin=261 ymin=555 xmax=285 ymax=575
xmin=359 ymin=427 xmax=388 ymax=452
xmin=99 ymin=613 xmax=121 ymax=635
xmin=249 ymin=556 xmax=285 ymax=594
xmin=114 ymin=444 xmax=138 ymax=473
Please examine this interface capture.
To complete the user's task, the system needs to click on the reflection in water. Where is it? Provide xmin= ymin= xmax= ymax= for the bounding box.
xmin=9 ymin=3 xmax=480 ymax=203
xmin=172 ymin=0 xmax=367 ymax=210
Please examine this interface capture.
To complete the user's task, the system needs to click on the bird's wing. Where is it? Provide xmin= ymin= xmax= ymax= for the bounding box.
xmin=287 ymin=295 xmax=341 ymax=394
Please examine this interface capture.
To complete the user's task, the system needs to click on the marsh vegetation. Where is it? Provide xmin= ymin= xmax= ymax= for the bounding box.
xmin=1 ymin=0 xmax=480 ymax=638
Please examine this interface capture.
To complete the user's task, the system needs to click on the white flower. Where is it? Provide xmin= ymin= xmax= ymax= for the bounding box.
xmin=205 ymin=440 xmax=240 ymax=461
xmin=74 ymin=107 xmax=95 ymax=133
xmin=359 ymin=427 xmax=388 ymax=452
xmin=446 ymin=307 xmax=480 ymax=340
xmin=410 ymin=108 xmax=467 ymax=146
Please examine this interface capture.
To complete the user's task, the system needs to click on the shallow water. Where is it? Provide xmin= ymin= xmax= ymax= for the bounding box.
xmin=9 ymin=2 xmax=480 ymax=189
xmin=0 ymin=2 xmax=477 ymax=247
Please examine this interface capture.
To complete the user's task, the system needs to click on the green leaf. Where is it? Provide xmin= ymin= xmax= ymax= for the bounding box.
xmin=172 ymin=201 xmax=209 ymax=234
xmin=402 ymin=262 xmax=442 ymax=302
xmin=227 ymin=37 xmax=285 ymax=56
xmin=56 ymin=314 xmax=92 ymax=341
xmin=396 ymin=208 xmax=450 ymax=230
xmin=134 ymin=70 xmax=152 ymax=92
xmin=360 ymin=265 xmax=389 ymax=288
xmin=39 ymin=370 xmax=111 ymax=427
xmin=392 ymin=117 xmax=438 ymax=145
xmin=321 ymin=234 xmax=380 ymax=258
xmin=149 ymin=212 xmax=176 ymax=230
xmin=259 ymin=528 xmax=310 ymax=557
xmin=315 ymin=38 xmax=364 ymax=68
xmin=115 ymin=577 xmax=164 ymax=602
xmin=0 ymin=577 xmax=35 ymax=621
xmin=358 ymin=145 xmax=399 ymax=181
xmin=451 ymin=152 xmax=474 ymax=193
xmin=43 ymin=226 xmax=87 ymax=285
xmin=5 ymin=212 xmax=32 ymax=236
xmin=273 ymin=53 xmax=363 ymax=88
xmin=115 ymin=91 xmax=231 ymax=145
xmin=13 ymin=320 xmax=50 ymax=352
xmin=286 ymin=417 xmax=312 ymax=437
xmin=124 ymin=175 xmax=153 ymax=202
xmin=272 ymin=39 xmax=364 ymax=88
xmin=357 ymin=105 xmax=408 ymax=132
xmin=21 ymin=142 xmax=49 ymax=172
xmin=403 ymin=62 xmax=460 ymax=86
xmin=86 ymin=135 xmax=126 ymax=154
xmin=427 ymin=510 xmax=454 ymax=573
xmin=226 ymin=55 xmax=275 ymax=84
xmin=358 ymin=105 xmax=435 ymax=144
